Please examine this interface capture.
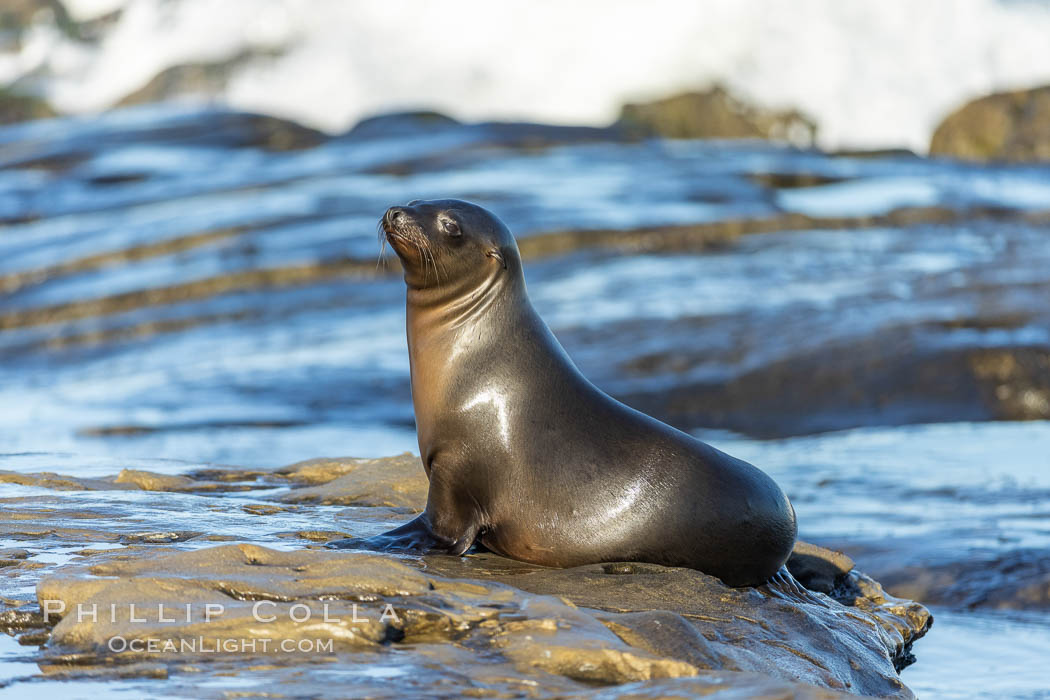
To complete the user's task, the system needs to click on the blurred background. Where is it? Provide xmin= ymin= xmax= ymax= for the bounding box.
xmin=2 ymin=1 xmax=1050 ymax=696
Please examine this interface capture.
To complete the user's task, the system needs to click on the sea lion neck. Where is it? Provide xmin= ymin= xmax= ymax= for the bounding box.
xmin=405 ymin=266 xmax=524 ymax=332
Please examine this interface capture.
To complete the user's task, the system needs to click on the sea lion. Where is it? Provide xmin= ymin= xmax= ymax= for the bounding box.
xmin=332 ymin=199 xmax=797 ymax=586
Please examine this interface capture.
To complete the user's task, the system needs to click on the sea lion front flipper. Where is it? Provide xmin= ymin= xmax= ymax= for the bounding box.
xmin=327 ymin=512 xmax=476 ymax=556
xmin=329 ymin=460 xmax=481 ymax=555
xmin=326 ymin=514 xmax=444 ymax=553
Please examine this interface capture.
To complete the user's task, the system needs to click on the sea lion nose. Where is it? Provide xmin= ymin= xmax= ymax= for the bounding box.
xmin=384 ymin=207 xmax=405 ymax=228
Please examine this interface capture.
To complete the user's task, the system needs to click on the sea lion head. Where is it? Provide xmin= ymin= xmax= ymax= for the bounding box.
xmin=381 ymin=199 xmax=520 ymax=292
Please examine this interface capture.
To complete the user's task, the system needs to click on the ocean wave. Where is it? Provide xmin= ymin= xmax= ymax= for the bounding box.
xmin=6 ymin=0 xmax=1050 ymax=150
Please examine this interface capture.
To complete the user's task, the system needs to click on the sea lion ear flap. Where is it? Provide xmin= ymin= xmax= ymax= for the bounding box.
xmin=486 ymin=247 xmax=507 ymax=269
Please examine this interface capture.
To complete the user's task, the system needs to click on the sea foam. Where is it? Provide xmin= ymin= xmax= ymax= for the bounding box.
xmin=8 ymin=0 xmax=1050 ymax=150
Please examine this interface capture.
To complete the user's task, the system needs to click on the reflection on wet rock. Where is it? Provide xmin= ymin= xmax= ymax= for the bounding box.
xmin=0 ymin=453 xmax=932 ymax=696
xmin=34 ymin=540 xmax=925 ymax=696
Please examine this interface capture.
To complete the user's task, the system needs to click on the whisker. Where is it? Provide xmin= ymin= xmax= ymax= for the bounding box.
xmin=427 ymin=243 xmax=438 ymax=283
xmin=423 ymin=235 xmax=447 ymax=283
xmin=375 ymin=221 xmax=388 ymax=271
xmin=412 ymin=236 xmax=430 ymax=284
xmin=428 ymin=240 xmax=442 ymax=283
xmin=419 ymin=235 xmax=437 ymax=284
xmin=376 ymin=240 xmax=388 ymax=271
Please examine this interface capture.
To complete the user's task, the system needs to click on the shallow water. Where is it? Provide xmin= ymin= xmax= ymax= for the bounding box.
xmin=905 ymin=608 xmax=1050 ymax=700
xmin=2 ymin=106 xmax=1049 ymax=697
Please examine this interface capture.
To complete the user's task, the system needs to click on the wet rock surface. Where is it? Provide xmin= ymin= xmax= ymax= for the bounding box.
xmin=426 ymin=551 xmax=926 ymax=694
xmin=0 ymin=456 xmax=930 ymax=697
xmin=832 ymin=545 xmax=1050 ymax=612
xmin=619 ymin=331 xmax=1050 ymax=438
xmin=274 ymin=454 xmax=428 ymax=508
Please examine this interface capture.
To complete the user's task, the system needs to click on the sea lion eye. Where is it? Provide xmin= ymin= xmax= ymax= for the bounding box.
xmin=442 ymin=219 xmax=461 ymax=236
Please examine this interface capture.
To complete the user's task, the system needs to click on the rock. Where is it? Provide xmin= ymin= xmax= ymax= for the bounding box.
xmin=346 ymin=110 xmax=628 ymax=152
xmin=114 ymin=469 xmax=198 ymax=492
xmin=0 ymin=467 xmax=258 ymax=494
xmin=275 ymin=456 xmax=367 ymax=485
xmin=35 ymin=542 xmax=924 ymax=696
xmin=0 ymin=0 xmax=72 ymax=47
xmin=426 ymin=548 xmax=928 ymax=697
xmin=0 ymin=87 xmax=55 ymax=125
xmin=4 ymin=455 xmax=929 ymax=696
xmin=930 ymin=85 xmax=1050 ymax=162
xmin=614 ymin=322 xmax=1050 ymax=439
xmin=186 ymin=466 xmax=270 ymax=483
xmin=473 ymin=121 xmax=634 ymax=150
xmin=351 ymin=115 xmax=631 ymax=177
xmin=617 ymin=85 xmax=817 ymax=145
xmin=0 ymin=253 xmax=386 ymax=332
xmin=274 ymin=530 xmax=349 ymax=542
xmin=37 ymin=545 xmax=690 ymax=677
xmin=0 ymin=0 xmax=116 ymax=44
xmin=0 ymin=549 xmax=30 ymax=560
xmin=748 ymin=171 xmax=849 ymax=189
xmin=347 ymin=111 xmax=461 ymax=139
xmin=39 ymin=662 xmax=167 ymax=682
xmin=842 ymin=571 xmax=932 ymax=673
xmin=0 ymin=607 xmax=49 ymax=632
xmin=119 ymin=531 xmax=201 ymax=545
xmin=0 ymin=516 xmax=122 ymax=545
xmin=276 ymin=453 xmax=428 ymax=509
xmin=0 ymin=455 xmax=428 ymax=509
xmin=0 ymin=0 xmax=52 ymax=30
xmin=788 ymin=541 xmax=856 ymax=595
xmin=240 ymin=504 xmax=288 ymax=516
xmin=0 ymin=470 xmax=135 ymax=491
xmin=0 ymin=548 xmax=32 ymax=569
xmin=515 ymin=206 xmax=980 ymax=261
xmin=115 ymin=51 xmax=281 ymax=108
xmin=872 ymin=548 xmax=1050 ymax=611
xmin=178 ymin=111 xmax=329 ymax=151
xmin=532 ymin=210 xmax=1050 ymax=442
xmin=489 ymin=598 xmax=700 ymax=684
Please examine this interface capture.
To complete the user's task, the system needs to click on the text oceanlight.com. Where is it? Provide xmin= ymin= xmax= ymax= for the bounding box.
xmin=107 ymin=637 xmax=335 ymax=654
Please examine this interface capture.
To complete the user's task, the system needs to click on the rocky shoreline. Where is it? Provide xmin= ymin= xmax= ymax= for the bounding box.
xmin=6 ymin=79 xmax=1050 ymax=162
xmin=2 ymin=455 xmax=929 ymax=697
